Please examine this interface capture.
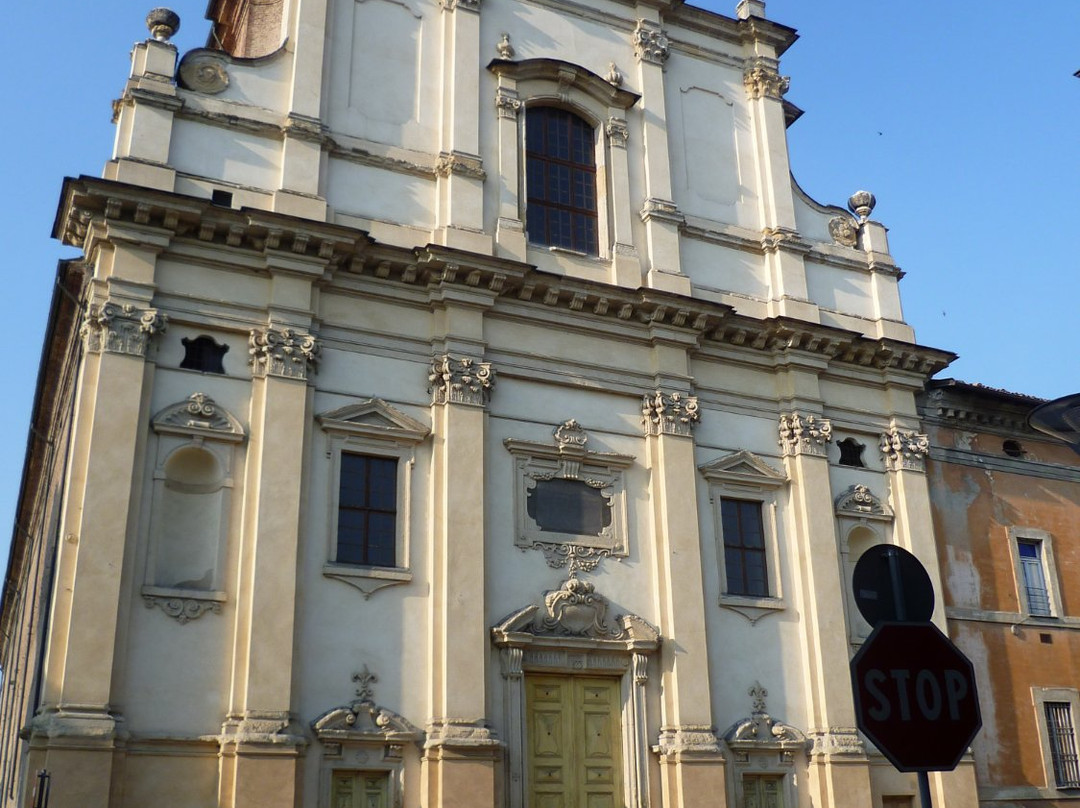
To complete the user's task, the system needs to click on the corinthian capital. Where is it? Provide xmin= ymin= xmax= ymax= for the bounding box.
xmin=633 ymin=20 xmax=670 ymax=65
xmin=81 ymin=302 xmax=168 ymax=357
xmin=880 ymin=427 xmax=930 ymax=472
xmin=778 ymin=412 xmax=832 ymax=457
xmin=248 ymin=327 xmax=320 ymax=380
xmin=642 ymin=390 xmax=700 ymax=436
xmin=744 ymin=57 xmax=790 ymax=100
xmin=429 ymin=354 xmax=495 ymax=407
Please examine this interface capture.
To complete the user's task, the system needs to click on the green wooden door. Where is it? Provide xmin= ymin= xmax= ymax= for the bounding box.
xmin=526 ymin=675 xmax=622 ymax=808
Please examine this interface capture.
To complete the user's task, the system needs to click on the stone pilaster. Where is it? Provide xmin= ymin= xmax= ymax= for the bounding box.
xmin=777 ymin=409 xmax=873 ymax=808
xmin=633 ymin=17 xmax=688 ymax=294
xmin=106 ymin=26 xmax=179 ymax=189
xmin=879 ymin=424 xmax=947 ymax=627
xmin=31 ymin=290 xmax=163 ymax=808
xmin=275 ymin=0 xmax=330 ymax=218
xmin=423 ymin=347 xmax=500 ymax=808
xmin=217 ymin=327 xmax=318 ymax=808
xmin=435 ymin=0 xmax=489 ymax=252
xmin=643 ymin=378 xmax=725 ymax=808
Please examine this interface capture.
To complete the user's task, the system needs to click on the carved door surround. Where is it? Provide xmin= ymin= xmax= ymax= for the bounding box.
xmin=492 ymin=576 xmax=659 ymax=808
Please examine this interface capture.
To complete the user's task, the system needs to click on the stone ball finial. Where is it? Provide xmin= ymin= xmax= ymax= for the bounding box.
xmin=847 ymin=190 xmax=876 ymax=222
xmin=146 ymin=8 xmax=181 ymax=42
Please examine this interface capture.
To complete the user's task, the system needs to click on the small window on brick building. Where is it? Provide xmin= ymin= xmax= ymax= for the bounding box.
xmin=837 ymin=438 xmax=866 ymax=467
xmin=181 ymin=336 xmax=229 ymax=374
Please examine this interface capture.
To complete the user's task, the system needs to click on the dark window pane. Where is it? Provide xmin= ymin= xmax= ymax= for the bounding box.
xmin=526 ymin=478 xmax=612 ymax=536
xmin=180 ymin=335 xmax=229 ymax=373
xmin=524 ymin=107 xmax=599 ymax=255
xmin=720 ymin=498 xmax=769 ymax=597
xmin=336 ymin=453 xmax=398 ymax=567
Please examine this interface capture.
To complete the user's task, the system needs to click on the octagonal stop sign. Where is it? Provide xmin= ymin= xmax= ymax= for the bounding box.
xmin=851 ymin=622 xmax=981 ymax=771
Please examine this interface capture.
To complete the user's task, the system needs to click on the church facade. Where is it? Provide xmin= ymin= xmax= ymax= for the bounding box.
xmin=0 ymin=1 xmax=977 ymax=807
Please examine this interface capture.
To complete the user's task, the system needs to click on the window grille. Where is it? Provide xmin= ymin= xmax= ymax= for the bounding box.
xmin=1046 ymin=701 xmax=1080 ymax=788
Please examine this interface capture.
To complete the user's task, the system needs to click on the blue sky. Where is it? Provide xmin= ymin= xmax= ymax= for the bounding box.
xmin=0 ymin=1 xmax=1077 ymax=549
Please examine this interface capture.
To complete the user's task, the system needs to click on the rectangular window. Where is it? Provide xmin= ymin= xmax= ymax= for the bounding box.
xmin=1018 ymin=540 xmax=1051 ymax=616
xmin=337 ymin=453 xmax=398 ymax=567
xmin=721 ymin=498 xmax=769 ymax=597
xmin=1046 ymin=702 xmax=1080 ymax=788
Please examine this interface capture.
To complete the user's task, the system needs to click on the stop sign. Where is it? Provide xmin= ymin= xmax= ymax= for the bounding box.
xmin=851 ymin=622 xmax=981 ymax=771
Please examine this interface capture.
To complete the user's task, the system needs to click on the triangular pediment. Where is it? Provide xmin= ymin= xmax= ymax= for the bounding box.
xmin=699 ymin=450 xmax=786 ymax=487
xmin=317 ymin=398 xmax=429 ymax=442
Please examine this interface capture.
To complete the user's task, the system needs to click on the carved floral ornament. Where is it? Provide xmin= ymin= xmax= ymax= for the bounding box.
xmin=249 ymin=327 xmax=320 ymax=380
xmin=778 ymin=412 xmax=832 ymax=457
xmin=880 ymin=427 xmax=930 ymax=472
xmin=642 ymin=390 xmax=701 ymax=437
xmin=429 ymin=354 xmax=495 ymax=406
xmin=81 ymin=302 xmax=167 ymax=357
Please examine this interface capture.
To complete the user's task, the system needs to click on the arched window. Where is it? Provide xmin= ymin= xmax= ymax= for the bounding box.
xmin=525 ymin=107 xmax=598 ymax=254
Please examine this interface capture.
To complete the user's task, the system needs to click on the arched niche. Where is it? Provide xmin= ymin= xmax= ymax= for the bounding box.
xmin=834 ymin=484 xmax=894 ymax=644
xmin=142 ymin=393 xmax=245 ymax=623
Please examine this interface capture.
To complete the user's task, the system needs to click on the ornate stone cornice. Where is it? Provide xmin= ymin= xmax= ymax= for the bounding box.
xmin=435 ymin=151 xmax=486 ymax=180
xmin=429 ymin=354 xmax=495 ymax=407
xmin=880 ymin=427 xmax=930 ymax=472
xmin=655 ymin=725 xmax=724 ymax=757
xmin=440 ymin=0 xmax=479 ymax=11
xmin=778 ymin=412 xmax=832 ymax=457
xmin=81 ymin=302 xmax=167 ymax=357
xmin=633 ymin=20 xmax=670 ymax=65
xmin=642 ymin=390 xmax=700 ymax=436
xmin=424 ymin=719 xmax=498 ymax=749
xmin=606 ymin=117 xmax=629 ymax=148
xmin=248 ymin=327 xmax=320 ymax=380
xmin=808 ymin=727 xmax=865 ymax=758
xmin=744 ymin=57 xmax=789 ymax=100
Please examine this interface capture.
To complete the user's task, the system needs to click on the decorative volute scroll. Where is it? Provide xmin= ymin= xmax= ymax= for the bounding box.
xmin=633 ymin=19 xmax=670 ymax=65
xmin=778 ymin=412 xmax=832 ymax=457
xmin=606 ymin=116 xmax=630 ymax=149
xmin=722 ymin=682 xmax=808 ymax=762
xmin=505 ymin=421 xmax=633 ymax=573
xmin=178 ymin=52 xmax=229 ymax=94
xmin=743 ymin=56 xmax=790 ymax=100
xmin=151 ymin=393 xmax=245 ymax=442
xmin=428 ymin=354 xmax=495 ymax=407
xmin=879 ymin=426 xmax=930 ymax=472
xmin=834 ymin=484 xmax=893 ymax=522
xmin=642 ymin=390 xmax=701 ymax=437
xmin=495 ymin=86 xmax=522 ymax=118
xmin=249 ymin=326 xmax=320 ymax=380
xmin=828 ymin=215 xmax=858 ymax=247
xmin=81 ymin=302 xmax=168 ymax=357
xmin=143 ymin=595 xmax=221 ymax=624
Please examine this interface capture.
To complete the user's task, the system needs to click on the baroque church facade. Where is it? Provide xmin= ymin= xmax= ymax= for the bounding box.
xmin=0 ymin=1 xmax=979 ymax=807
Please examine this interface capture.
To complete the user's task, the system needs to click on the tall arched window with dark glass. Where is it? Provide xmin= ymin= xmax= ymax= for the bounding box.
xmin=525 ymin=107 xmax=598 ymax=255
